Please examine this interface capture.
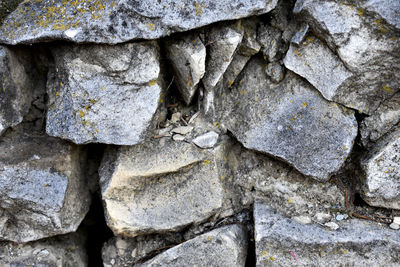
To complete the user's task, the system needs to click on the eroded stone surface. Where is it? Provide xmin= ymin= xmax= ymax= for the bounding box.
xmin=0 ymin=132 xmax=90 ymax=243
xmin=0 ymin=0 xmax=278 ymax=44
xmin=46 ymin=41 xmax=163 ymax=145
xmin=254 ymin=202 xmax=400 ymax=266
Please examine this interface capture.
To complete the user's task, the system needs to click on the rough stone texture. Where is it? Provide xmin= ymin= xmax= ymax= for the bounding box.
xmin=294 ymin=0 xmax=400 ymax=114
xmin=46 ymin=41 xmax=163 ymax=145
xmin=0 ymin=45 xmax=33 ymax=135
xmin=0 ymin=132 xmax=90 ymax=243
xmin=140 ymin=224 xmax=247 ymax=267
xmin=265 ymin=62 xmax=285 ymax=83
xmin=361 ymin=129 xmax=400 ymax=209
xmin=192 ymin=131 xmax=219 ymax=148
xmin=0 ymin=232 xmax=87 ymax=267
xmin=283 ymin=35 xmax=353 ymax=101
xmin=0 ymin=0 xmax=278 ymax=44
xmin=218 ymin=57 xmax=358 ymax=181
xmin=257 ymin=24 xmax=282 ymax=62
xmin=99 ymin=137 xmax=242 ymax=237
xmin=254 ymin=202 xmax=400 ymax=266
xmin=164 ymin=33 xmax=206 ymax=104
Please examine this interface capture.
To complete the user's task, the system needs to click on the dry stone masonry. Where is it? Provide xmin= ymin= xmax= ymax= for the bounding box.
xmin=0 ymin=0 xmax=399 ymax=266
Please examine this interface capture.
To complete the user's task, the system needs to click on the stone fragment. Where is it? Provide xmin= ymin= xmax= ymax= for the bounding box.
xmin=254 ymin=202 xmax=400 ymax=266
xmin=290 ymin=24 xmax=309 ymax=45
xmin=390 ymin=223 xmax=400 ymax=230
xmin=0 ymin=232 xmax=87 ymax=267
xmin=220 ymin=58 xmax=357 ymax=181
xmin=257 ymin=24 xmax=282 ymax=62
xmin=140 ymin=225 xmax=247 ymax=267
xmin=171 ymin=126 xmax=194 ymax=135
xmin=172 ymin=134 xmax=185 ymax=141
xmin=361 ymin=129 xmax=400 ymax=209
xmin=0 ymin=132 xmax=90 ymax=242
xmin=0 ymin=0 xmax=278 ymax=44
xmin=293 ymin=215 xmax=312 ymax=225
xmin=324 ymin=221 xmax=340 ymax=231
xmin=283 ymin=35 xmax=353 ymax=101
xmin=238 ymin=18 xmax=261 ymax=56
xmin=46 ymin=41 xmax=163 ymax=145
xmin=192 ymin=131 xmax=219 ymax=148
xmin=394 ymin=217 xmax=400 ymax=225
xmin=363 ymin=0 xmax=400 ymax=29
xmin=165 ymin=34 xmax=206 ymax=104
xmin=265 ymin=62 xmax=285 ymax=83
xmin=0 ymin=46 xmax=33 ymax=135
xmin=315 ymin=213 xmax=331 ymax=223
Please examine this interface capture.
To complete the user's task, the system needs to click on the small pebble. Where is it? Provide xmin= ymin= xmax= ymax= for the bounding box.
xmin=170 ymin=112 xmax=181 ymax=123
xmin=172 ymin=134 xmax=185 ymax=141
xmin=293 ymin=215 xmax=312 ymax=225
xmin=389 ymin=223 xmax=400 ymax=230
xmin=393 ymin=217 xmax=400 ymax=225
xmin=171 ymin=126 xmax=194 ymax=135
xmin=325 ymin=222 xmax=339 ymax=231
xmin=315 ymin=212 xmax=331 ymax=223
xmin=336 ymin=214 xmax=345 ymax=221
xmin=192 ymin=131 xmax=219 ymax=148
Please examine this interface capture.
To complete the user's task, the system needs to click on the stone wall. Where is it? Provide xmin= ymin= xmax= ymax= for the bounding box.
xmin=0 ymin=0 xmax=399 ymax=266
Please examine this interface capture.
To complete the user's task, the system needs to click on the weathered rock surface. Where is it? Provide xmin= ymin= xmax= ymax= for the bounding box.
xmin=165 ymin=33 xmax=206 ymax=104
xmin=254 ymin=202 xmax=400 ymax=266
xmin=0 ymin=46 xmax=33 ymax=135
xmin=0 ymin=0 xmax=278 ymax=44
xmin=192 ymin=131 xmax=219 ymax=148
xmin=0 ymin=232 xmax=87 ymax=267
xmin=257 ymin=24 xmax=282 ymax=62
xmin=218 ymin=57 xmax=357 ymax=181
xmin=361 ymin=129 xmax=400 ymax=209
xmin=0 ymin=132 xmax=90 ymax=243
xmin=140 ymin=224 xmax=247 ymax=267
xmin=46 ymin=41 xmax=163 ymax=145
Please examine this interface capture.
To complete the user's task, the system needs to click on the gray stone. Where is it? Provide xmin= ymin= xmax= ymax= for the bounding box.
xmin=0 ymin=132 xmax=90 ymax=243
xmin=0 ymin=46 xmax=33 ymax=135
xmin=165 ymin=33 xmax=206 ymax=104
xmin=140 ymin=224 xmax=247 ymax=267
xmin=172 ymin=133 xmax=185 ymax=141
xmin=394 ymin=217 xmax=400 ymax=225
xmin=361 ymin=129 xmax=400 ymax=209
xmin=0 ymin=232 xmax=87 ymax=267
xmin=192 ymin=131 xmax=219 ymax=148
xmin=0 ymin=0 xmax=278 ymax=44
xmin=257 ymin=24 xmax=282 ymax=62
xmin=238 ymin=18 xmax=261 ymax=56
xmin=290 ymin=24 xmax=309 ymax=45
xmin=265 ymin=62 xmax=285 ymax=83
xmin=46 ymin=41 xmax=163 ymax=145
xmin=171 ymin=125 xmax=194 ymax=135
xmin=219 ymin=58 xmax=357 ymax=181
xmin=283 ymin=35 xmax=353 ymax=101
xmin=324 ymin=221 xmax=340 ymax=231
xmin=254 ymin=202 xmax=400 ymax=266
xmin=390 ymin=223 xmax=400 ymax=230
xmin=363 ymin=0 xmax=400 ymax=29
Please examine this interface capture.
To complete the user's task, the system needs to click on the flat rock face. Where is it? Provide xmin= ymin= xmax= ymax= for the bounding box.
xmin=0 ymin=233 xmax=87 ymax=267
xmin=0 ymin=132 xmax=90 ymax=243
xmin=46 ymin=41 xmax=162 ymax=145
xmin=220 ymin=57 xmax=357 ymax=181
xmin=361 ymin=130 xmax=400 ymax=209
xmin=0 ymin=0 xmax=278 ymax=44
xmin=0 ymin=46 xmax=33 ymax=135
xmin=141 ymin=224 xmax=248 ymax=267
xmin=254 ymin=202 xmax=400 ymax=266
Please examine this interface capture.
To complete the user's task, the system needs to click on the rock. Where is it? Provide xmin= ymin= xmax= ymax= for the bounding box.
xmin=265 ymin=62 xmax=285 ymax=83
xmin=140 ymin=224 xmax=247 ymax=267
xmin=254 ymin=202 xmax=400 ymax=266
xmin=257 ymin=24 xmax=282 ymax=62
xmin=46 ymin=41 xmax=163 ymax=145
xmin=315 ymin=212 xmax=331 ymax=223
xmin=293 ymin=215 xmax=312 ymax=225
xmin=172 ymin=134 xmax=185 ymax=141
xmin=0 ymin=0 xmax=278 ymax=44
xmin=165 ymin=33 xmax=206 ymax=104
xmin=171 ymin=126 xmax=194 ymax=135
xmin=324 ymin=221 xmax=340 ymax=231
xmin=390 ymin=223 xmax=400 ymax=230
xmin=192 ymin=131 xmax=219 ymax=148
xmin=0 ymin=46 xmax=33 ymax=135
xmin=360 ymin=129 xmax=400 ymax=209
xmin=283 ymin=35 xmax=353 ymax=101
xmin=335 ymin=214 xmax=345 ymax=221
xmin=0 ymin=232 xmax=87 ymax=267
xmin=170 ymin=112 xmax=181 ymax=124
xmin=290 ymin=24 xmax=309 ymax=45
xmin=238 ymin=18 xmax=261 ymax=56
xmin=394 ymin=217 xmax=400 ymax=225
xmin=363 ymin=0 xmax=400 ymax=29
xmin=294 ymin=0 xmax=400 ymax=114
xmin=0 ymin=132 xmax=90 ymax=242
xmin=219 ymin=57 xmax=357 ymax=181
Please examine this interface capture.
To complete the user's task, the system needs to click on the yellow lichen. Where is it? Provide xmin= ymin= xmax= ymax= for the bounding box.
xmin=89 ymin=99 xmax=96 ymax=104
xmin=85 ymin=105 xmax=89 ymax=111
xmin=194 ymin=3 xmax=205 ymax=16
xmin=269 ymin=256 xmax=275 ymax=261
xmin=228 ymin=81 xmax=234 ymax=87
xmin=60 ymin=81 xmax=63 ymax=87
xmin=288 ymin=198 xmax=293 ymax=203
xmin=148 ymin=79 xmax=157 ymax=86
xmin=357 ymin=7 xmax=364 ymax=17
xmin=302 ymin=102 xmax=308 ymax=108
xmin=294 ymin=49 xmax=302 ymax=57
xmin=2 ymin=86 xmax=5 ymax=93
xmin=101 ymin=86 xmax=105 ymax=91
xmin=203 ymin=159 xmax=211 ymax=165
xmin=79 ymin=110 xmax=85 ymax=118
xmin=147 ymin=23 xmax=155 ymax=31
xmin=382 ymin=84 xmax=393 ymax=94
xmin=262 ymin=251 xmax=268 ymax=257
xmin=240 ymin=89 xmax=246 ymax=95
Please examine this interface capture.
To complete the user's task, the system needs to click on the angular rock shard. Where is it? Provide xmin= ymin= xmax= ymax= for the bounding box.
xmin=46 ymin=41 xmax=163 ymax=145
xmin=0 ymin=0 xmax=278 ymax=44
xmin=254 ymin=202 xmax=400 ymax=266
xmin=361 ymin=129 xmax=400 ymax=209
xmin=0 ymin=133 xmax=90 ymax=243
xmin=220 ymin=58 xmax=358 ymax=181
xmin=141 ymin=225 xmax=248 ymax=267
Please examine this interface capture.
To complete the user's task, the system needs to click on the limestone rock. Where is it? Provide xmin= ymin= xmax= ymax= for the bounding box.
xmin=361 ymin=129 xmax=400 ymax=209
xmin=46 ymin=41 xmax=163 ymax=145
xmin=257 ymin=24 xmax=282 ymax=62
xmin=0 ymin=46 xmax=33 ymax=135
xmin=192 ymin=131 xmax=219 ymax=148
xmin=283 ymin=35 xmax=353 ymax=101
xmin=254 ymin=202 xmax=400 ymax=266
xmin=140 ymin=224 xmax=247 ymax=267
xmin=265 ymin=62 xmax=285 ymax=83
xmin=0 ymin=132 xmax=90 ymax=243
xmin=219 ymin=57 xmax=357 ymax=181
xmin=0 ymin=0 xmax=278 ymax=44
xmin=165 ymin=33 xmax=206 ymax=104
xmin=0 ymin=232 xmax=87 ymax=267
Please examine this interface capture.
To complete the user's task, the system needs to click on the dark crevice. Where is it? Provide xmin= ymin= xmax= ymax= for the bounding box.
xmin=245 ymin=205 xmax=256 ymax=267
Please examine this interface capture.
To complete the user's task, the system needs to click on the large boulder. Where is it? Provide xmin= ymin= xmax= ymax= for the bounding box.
xmin=46 ymin=41 xmax=163 ymax=145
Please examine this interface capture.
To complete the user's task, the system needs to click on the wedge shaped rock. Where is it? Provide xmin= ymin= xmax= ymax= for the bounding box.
xmin=0 ymin=0 xmax=278 ymax=44
xmin=0 ymin=133 xmax=90 ymax=243
xmin=254 ymin=202 xmax=400 ymax=266
xmin=46 ymin=42 xmax=163 ymax=145
xmin=220 ymin=58 xmax=358 ymax=181
xmin=140 ymin=224 xmax=247 ymax=267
